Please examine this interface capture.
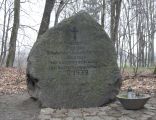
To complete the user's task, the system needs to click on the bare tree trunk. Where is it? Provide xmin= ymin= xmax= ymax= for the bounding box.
xmin=120 ymin=28 xmax=126 ymax=69
xmin=145 ymin=0 xmax=150 ymax=67
xmin=145 ymin=32 xmax=148 ymax=67
xmin=101 ymin=0 xmax=105 ymax=29
xmin=110 ymin=0 xmax=115 ymax=42
xmin=1 ymin=8 xmax=12 ymax=65
xmin=151 ymin=27 xmax=155 ymax=66
xmin=110 ymin=0 xmax=122 ymax=45
xmin=0 ymin=0 xmax=7 ymax=65
xmin=154 ymin=67 xmax=156 ymax=74
xmin=146 ymin=0 xmax=155 ymax=66
xmin=54 ymin=0 xmax=71 ymax=26
xmin=6 ymin=0 xmax=20 ymax=67
xmin=150 ymin=0 xmax=155 ymax=66
xmin=123 ymin=2 xmax=132 ymax=67
xmin=37 ymin=0 xmax=56 ymax=38
xmin=54 ymin=0 xmax=64 ymax=26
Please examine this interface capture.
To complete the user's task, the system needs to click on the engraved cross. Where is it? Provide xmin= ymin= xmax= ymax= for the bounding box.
xmin=71 ymin=26 xmax=78 ymax=41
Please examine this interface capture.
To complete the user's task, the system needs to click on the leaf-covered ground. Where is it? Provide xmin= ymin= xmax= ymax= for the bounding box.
xmin=0 ymin=67 xmax=156 ymax=95
xmin=0 ymin=67 xmax=26 ymax=95
xmin=121 ymin=77 xmax=156 ymax=95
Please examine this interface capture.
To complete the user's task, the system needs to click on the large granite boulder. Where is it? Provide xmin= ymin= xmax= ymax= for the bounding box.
xmin=27 ymin=11 xmax=121 ymax=108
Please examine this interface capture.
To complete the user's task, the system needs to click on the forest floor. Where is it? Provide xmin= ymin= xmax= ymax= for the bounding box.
xmin=0 ymin=67 xmax=156 ymax=120
xmin=0 ymin=68 xmax=40 ymax=120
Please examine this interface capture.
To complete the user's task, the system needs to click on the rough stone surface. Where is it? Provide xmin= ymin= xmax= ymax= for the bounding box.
xmin=27 ymin=11 xmax=121 ymax=108
xmin=38 ymin=96 xmax=156 ymax=120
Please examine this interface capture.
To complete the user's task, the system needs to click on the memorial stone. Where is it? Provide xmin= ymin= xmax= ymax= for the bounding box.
xmin=26 ymin=11 xmax=121 ymax=108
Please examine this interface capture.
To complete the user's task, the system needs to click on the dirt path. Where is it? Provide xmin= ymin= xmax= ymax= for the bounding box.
xmin=0 ymin=92 xmax=40 ymax=120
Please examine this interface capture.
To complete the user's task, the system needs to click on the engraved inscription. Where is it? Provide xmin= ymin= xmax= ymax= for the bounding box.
xmin=45 ymin=28 xmax=99 ymax=76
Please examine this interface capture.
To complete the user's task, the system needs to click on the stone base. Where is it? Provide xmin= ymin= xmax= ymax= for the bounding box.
xmin=39 ymin=97 xmax=156 ymax=120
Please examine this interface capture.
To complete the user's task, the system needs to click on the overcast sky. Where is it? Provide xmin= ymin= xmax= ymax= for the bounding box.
xmin=19 ymin=0 xmax=45 ymax=51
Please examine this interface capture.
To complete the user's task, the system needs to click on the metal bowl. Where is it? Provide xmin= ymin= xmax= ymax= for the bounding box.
xmin=116 ymin=94 xmax=151 ymax=110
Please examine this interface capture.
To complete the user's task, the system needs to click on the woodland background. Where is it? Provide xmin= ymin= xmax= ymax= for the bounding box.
xmin=0 ymin=0 xmax=156 ymax=74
